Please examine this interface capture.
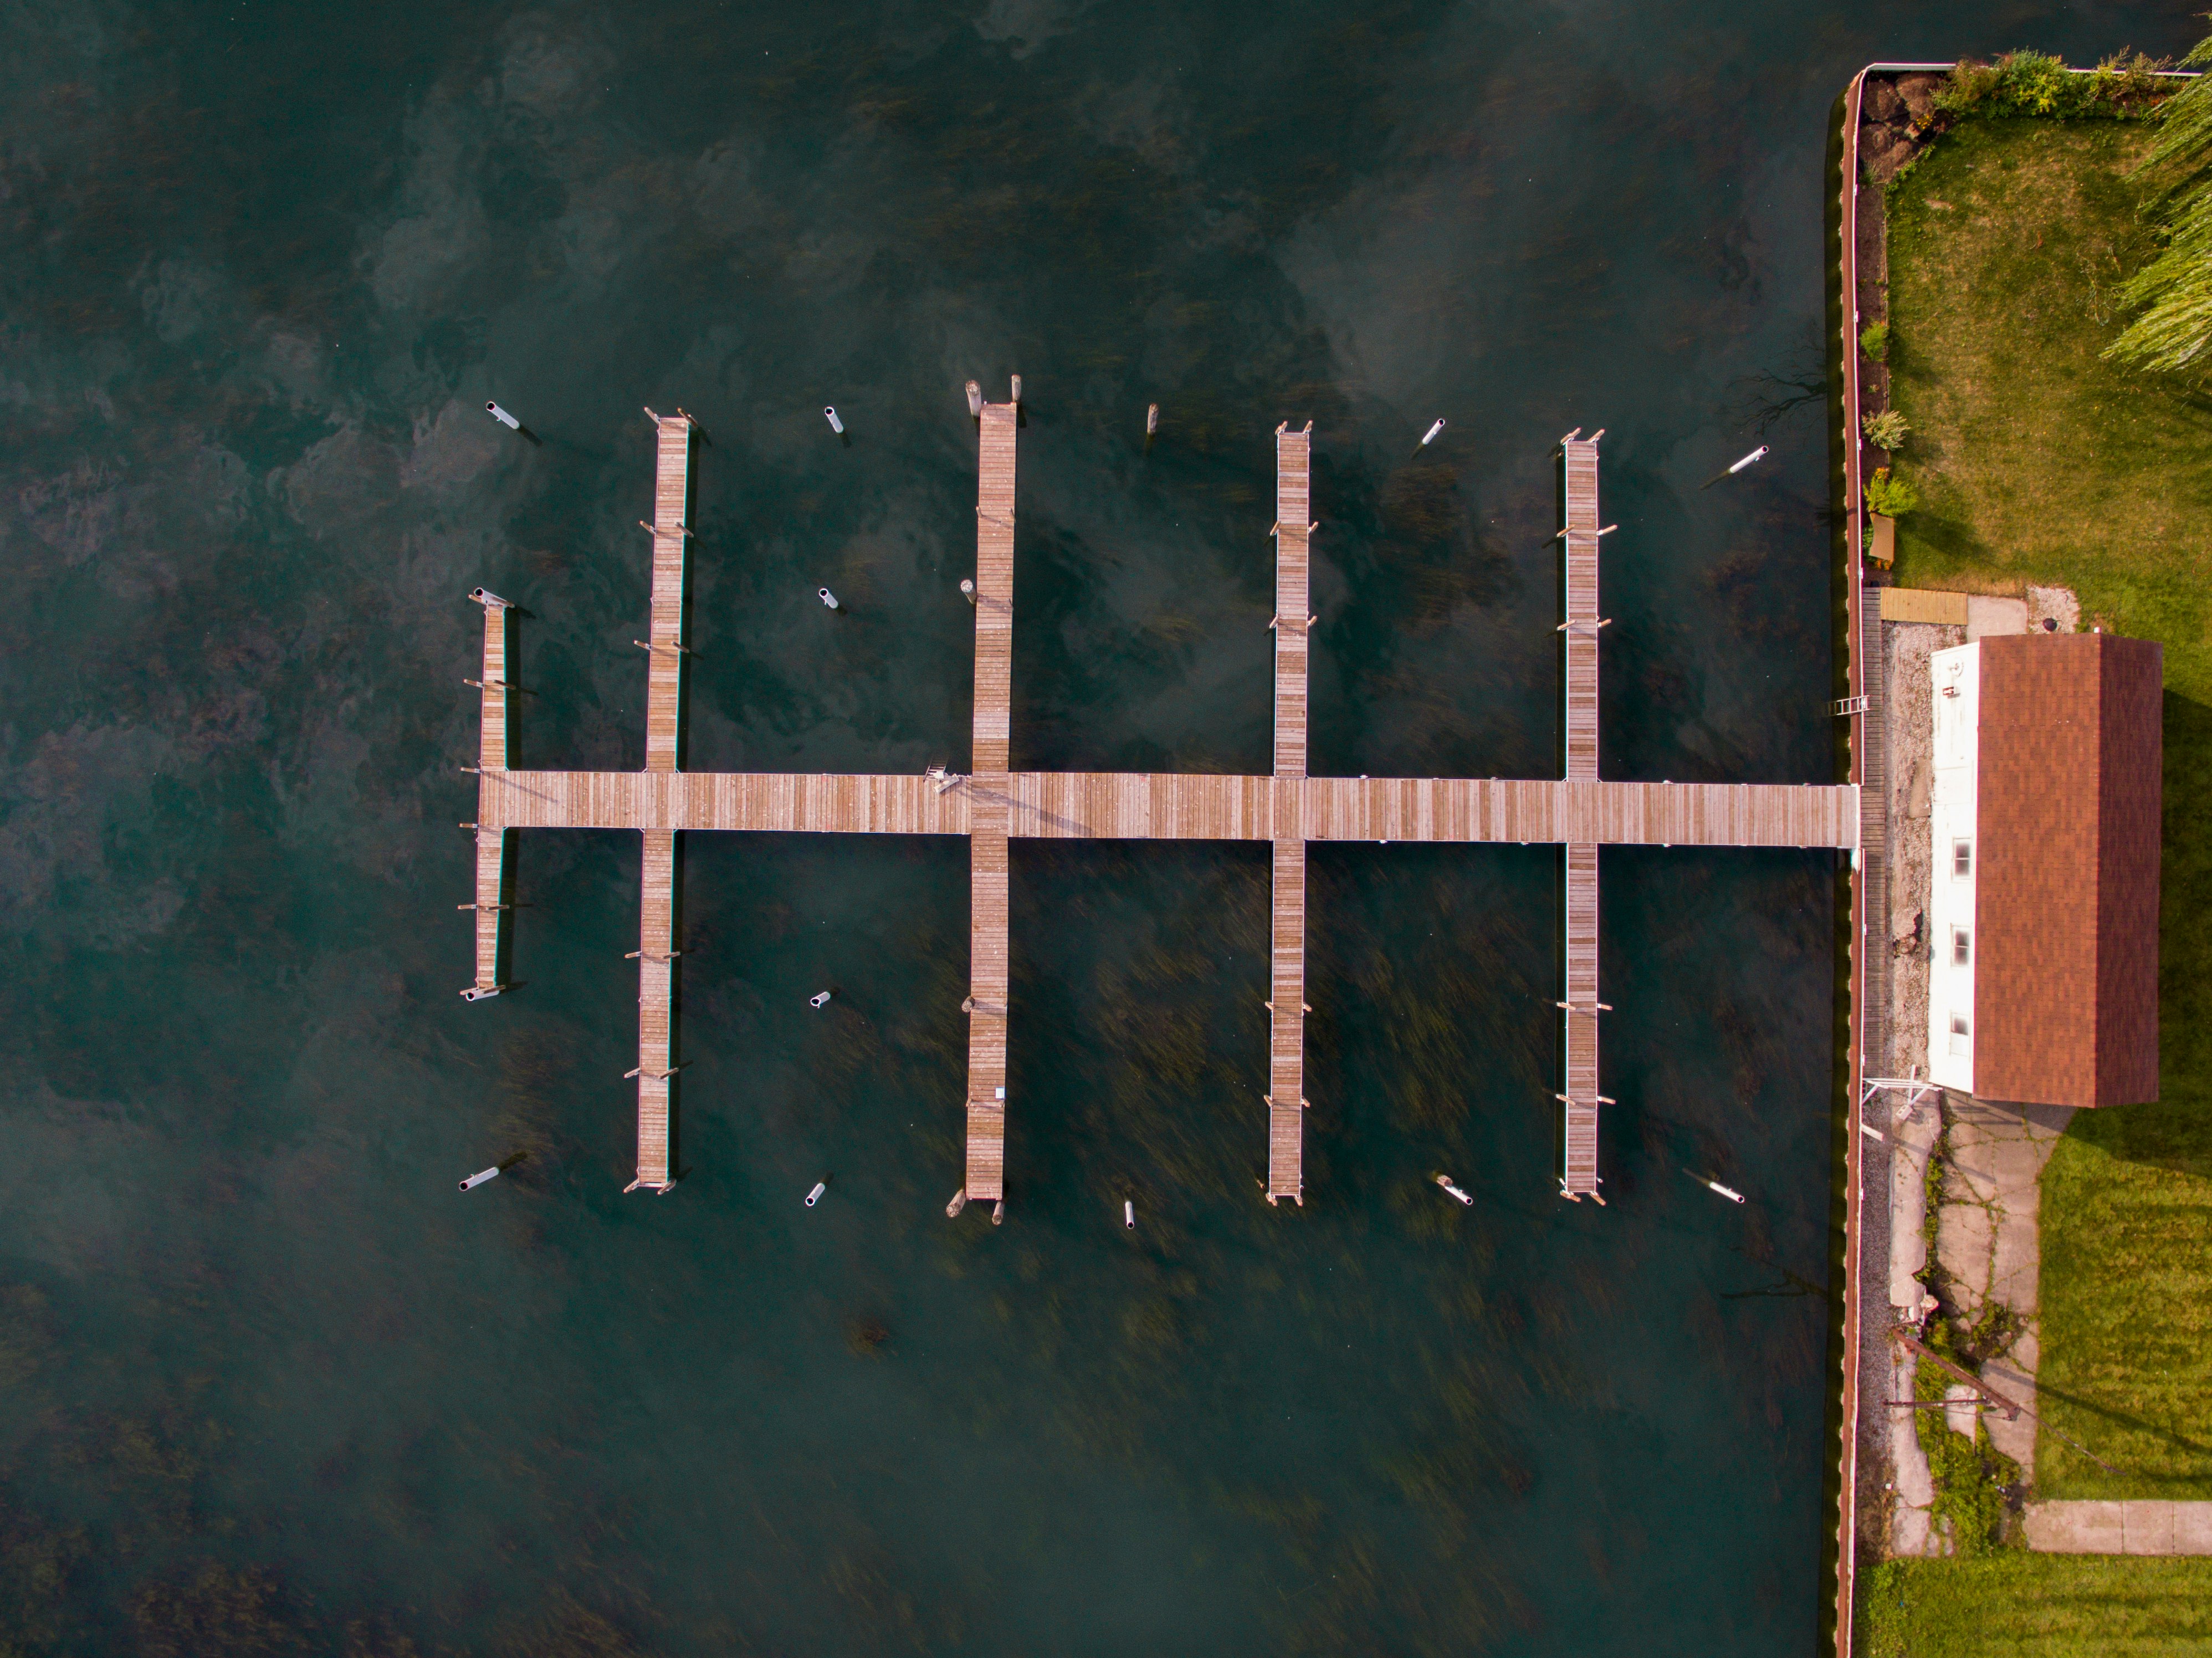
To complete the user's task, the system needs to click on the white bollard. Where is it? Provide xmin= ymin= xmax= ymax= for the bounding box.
xmin=1727 ymin=446 xmax=1769 ymax=474
xmin=1419 ymin=418 xmax=1447 ymax=447
xmin=460 ymin=1166 xmax=501 ymax=1191
xmin=806 ymin=1180 xmax=827 ymax=1207
xmin=823 ymin=406 xmax=844 ymax=434
xmin=810 ymin=991 xmax=832 ymax=1009
xmin=485 ymin=402 xmax=521 ymax=431
xmin=817 ymin=587 xmax=839 ymax=611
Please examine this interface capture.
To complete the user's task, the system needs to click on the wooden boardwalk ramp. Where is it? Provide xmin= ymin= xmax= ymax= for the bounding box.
xmin=1268 ymin=423 xmax=1312 ymax=1204
xmin=1559 ymin=431 xmax=1604 ymax=1201
xmin=961 ymin=399 xmax=1018 ymax=1215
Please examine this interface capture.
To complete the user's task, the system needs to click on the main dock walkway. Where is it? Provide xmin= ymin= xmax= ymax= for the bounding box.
xmin=463 ymin=395 xmax=1856 ymax=1210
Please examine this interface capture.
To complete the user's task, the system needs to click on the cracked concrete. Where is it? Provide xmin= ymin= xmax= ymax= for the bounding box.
xmin=1936 ymin=1095 xmax=2073 ymax=1471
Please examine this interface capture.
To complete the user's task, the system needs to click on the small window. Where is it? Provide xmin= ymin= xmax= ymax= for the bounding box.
xmin=1952 ymin=928 xmax=1972 ymax=967
xmin=1953 ymin=840 xmax=1973 ymax=879
xmin=1949 ymin=1012 xmax=1971 ymax=1056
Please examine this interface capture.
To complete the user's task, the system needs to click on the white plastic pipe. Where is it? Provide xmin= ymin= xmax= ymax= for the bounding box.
xmin=1419 ymin=418 xmax=1447 ymax=447
xmin=806 ymin=1181 xmax=827 ymax=1207
xmin=1124 ymin=1200 xmax=1135 ymax=1230
xmin=966 ymin=381 xmax=983 ymax=418
xmin=1707 ymin=1179 xmax=1747 ymax=1204
xmin=823 ymin=406 xmax=844 ymax=434
xmin=818 ymin=587 xmax=839 ymax=610
xmin=1727 ymin=446 xmax=1768 ymax=474
xmin=460 ymin=1166 xmax=500 ymax=1191
xmin=485 ymin=402 xmax=520 ymax=431
xmin=810 ymin=990 xmax=832 ymax=1008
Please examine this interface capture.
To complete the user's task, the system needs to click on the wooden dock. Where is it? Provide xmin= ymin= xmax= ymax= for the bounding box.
xmin=1560 ymin=432 xmax=1603 ymax=1200
xmin=634 ymin=411 xmax=692 ymax=1190
xmin=645 ymin=413 xmax=694 ymax=774
xmin=462 ymin=406 xmax=1857 ymax=1211
xmin=631 ymin=828 xmax=677 ymax=1192
xmin=964 ymin=401 xmax=1018 ymax=1209
xmin=1268 ymin=424 xmax=1313 ymax=1202
xmin=992 ymin=774 xmax=1856 ymax=848
xmin=466 ymin=591 xmax=510 ymax=999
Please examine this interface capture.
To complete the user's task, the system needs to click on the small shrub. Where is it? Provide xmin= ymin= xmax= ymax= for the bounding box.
xmin=1865 ymin=408 xmax=1911 ymax=450
xmin=1935 ymin=50 xmax=2170 ymax=124
xmin=1861 ymin=320 xmax=1891 ymax=362
xmin=1866 ymin=467 xmax=1922 ymax=517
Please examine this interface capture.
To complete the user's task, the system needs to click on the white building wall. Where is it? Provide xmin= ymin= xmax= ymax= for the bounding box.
xmin=1927 ymin=643 xmax=1980 ymax=1092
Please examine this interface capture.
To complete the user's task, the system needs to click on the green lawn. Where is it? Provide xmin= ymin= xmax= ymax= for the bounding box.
xmin=1861 ymin=1554 xmax=2212 ymax=1656
xmin=1886 ymin=115 xmax=2212 ymax=1502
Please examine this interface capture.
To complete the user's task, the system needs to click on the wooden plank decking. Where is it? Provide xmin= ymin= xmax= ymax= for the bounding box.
xmin=469 ymin=831 xmax=505 ymax=995
xmin=467 ymin=594 xmax=510 ymax=997
xmin=964 ymin=402 xmax=1018 ymax=1207
xmin=1561 ymin=841 xmax=1601 ymax=1199
xmin=1560 ymin=433 xmax=1603 ymax=1200
xmin=477 ymin=768 xmax=1858 ymax=845
xmin=645 ymin=414 xmax=694 ymax=774
xmin=633 ymin=412 xmax=693 ymax=1189
xmin=996 ymin=775 xmax=1859 ymax=848
xmin=632 ymin=828 xmax=677 ymax=1191
xmin=1273 ymin=424 xmax=1312 ymax=780
xmin=1563 ymin=435 xmax=1601 ymax=782
xmin=1268 ymin=425 xmax=1313 ymax=1202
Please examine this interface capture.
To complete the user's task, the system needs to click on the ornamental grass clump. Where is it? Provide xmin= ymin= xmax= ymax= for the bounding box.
xmin=1865 ymin=408 xmax=1910 ymax=451
xmin=1861 ymin=319 xmax=1890 ymax=361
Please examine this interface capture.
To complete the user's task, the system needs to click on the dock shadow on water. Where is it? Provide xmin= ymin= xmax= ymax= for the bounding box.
xmin=0 ymin=0 xmax=2098 ymax=1645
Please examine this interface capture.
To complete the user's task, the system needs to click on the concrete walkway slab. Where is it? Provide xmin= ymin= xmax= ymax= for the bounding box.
xmin=2025 ymin=1500 xmax=2212 ymax=1554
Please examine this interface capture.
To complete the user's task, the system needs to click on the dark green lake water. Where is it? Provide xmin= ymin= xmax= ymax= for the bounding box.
xmin=0 ymin=4 xmax=2188 ymax=1652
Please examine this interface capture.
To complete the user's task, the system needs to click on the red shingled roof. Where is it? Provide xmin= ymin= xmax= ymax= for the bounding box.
xmin=1972 ymin=632 xmax=2162 ymax=1107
